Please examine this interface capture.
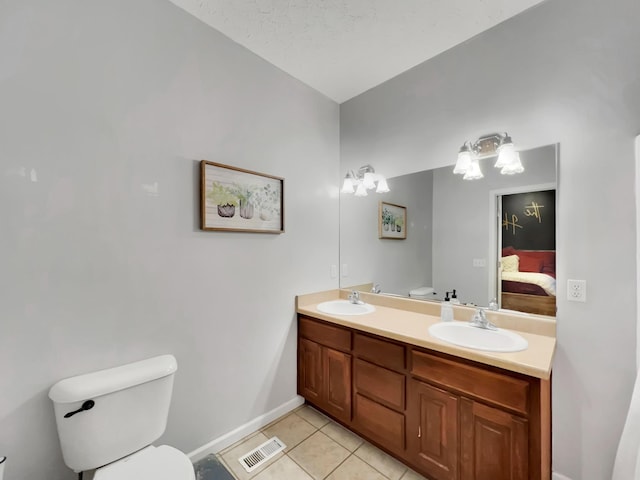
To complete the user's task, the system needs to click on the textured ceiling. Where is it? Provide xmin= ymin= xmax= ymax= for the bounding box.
xmin=168 ymin=0 xmax=545 ymax=103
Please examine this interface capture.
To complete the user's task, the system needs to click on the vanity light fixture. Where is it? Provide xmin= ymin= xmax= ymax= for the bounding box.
xmin=453 ymin=133 xmax=524 ymax=180
xmin=341 ymin=164 xmax=390 ymax=196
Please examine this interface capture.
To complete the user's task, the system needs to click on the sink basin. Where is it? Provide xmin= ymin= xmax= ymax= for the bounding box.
xmin=316 ymin=300 xmax=375 ymax=316
xmin=428 ymin=322 xmax=528 ymax=352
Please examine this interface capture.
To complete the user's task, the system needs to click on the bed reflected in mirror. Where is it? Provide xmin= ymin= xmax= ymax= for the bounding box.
xmin=497 ymin=189 xmax=556 ymax=316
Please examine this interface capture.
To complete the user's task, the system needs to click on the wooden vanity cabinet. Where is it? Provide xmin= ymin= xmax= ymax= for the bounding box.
xmin=298 ymin=317 xmax=352 ymax=423
xmin=297 ymin=315 xmax=550 ymax=480
xmin=459 ymin=398 xmax=528 ymax=480
xmin=408 ymin=350 xmax=541 ymax=480
xmin=352 ymin=333 xmax=407 ymax=454
xmin=406 ymin=379 xmax=459 ymax=480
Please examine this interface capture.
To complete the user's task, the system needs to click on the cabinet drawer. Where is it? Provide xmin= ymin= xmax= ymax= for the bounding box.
xmin=354 ymin=333 xmax=405 ymax=371
xmin=299 ymin=317 xmax=351 ymax=352
xmin=411 ymin=350 xmax=530 ymax=415
xmin=354 ymin=359 xmax=405 ymax=411
xmin=354 ymin=393 xmax=405 ymax=451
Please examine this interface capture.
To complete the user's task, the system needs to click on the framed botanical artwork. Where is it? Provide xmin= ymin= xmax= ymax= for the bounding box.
xmin=379 ymin=202 xmax=406 ymax=239
xmin=200 ymin=161 xmax=284 ymax=233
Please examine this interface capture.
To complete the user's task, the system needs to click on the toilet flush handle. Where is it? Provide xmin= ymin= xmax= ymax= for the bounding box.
xmin=64 ymin=400 xmax=95 ymax=418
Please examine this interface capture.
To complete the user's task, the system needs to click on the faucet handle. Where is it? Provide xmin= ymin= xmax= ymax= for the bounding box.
xmin=348 ymin=290 xmax=363 ymax=304
xmin=488 ymin=298 xmax=499 ymax=311
xmin=469 ymin=308 xmax=497 ymax=330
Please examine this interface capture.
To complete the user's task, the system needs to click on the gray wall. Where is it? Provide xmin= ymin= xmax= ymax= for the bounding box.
xmin=340 ymin=0 xmax=640 ymax=478
xmin=340 ymin=169 xmax=433 ymax=296
xmin=0 ymin=1 xmax=339 ymax=479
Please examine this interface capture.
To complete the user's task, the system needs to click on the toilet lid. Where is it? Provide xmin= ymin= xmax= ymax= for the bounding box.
xmin=94 ymin=445 xmax=195 ymax=480
xmin=409 ymin=287 xmax=434 ymax=297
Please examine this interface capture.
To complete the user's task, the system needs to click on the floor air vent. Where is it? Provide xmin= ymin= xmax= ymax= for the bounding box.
xmin=238 ymin=436 xmax=286 ymax=473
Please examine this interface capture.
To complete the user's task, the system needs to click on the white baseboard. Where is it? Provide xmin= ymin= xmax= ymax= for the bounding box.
xmin=552 ymin=472 xmax=572 ymax=480
xmin=187 ymin=395 xmax=305 ymax=462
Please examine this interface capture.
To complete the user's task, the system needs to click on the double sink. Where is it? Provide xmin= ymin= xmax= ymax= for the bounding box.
xmin=316 ymin=299 xmax=528 ymax=353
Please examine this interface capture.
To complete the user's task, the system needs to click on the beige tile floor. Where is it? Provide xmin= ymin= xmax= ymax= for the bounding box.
xmin=216 ymin=405 xmax=428 ymax=480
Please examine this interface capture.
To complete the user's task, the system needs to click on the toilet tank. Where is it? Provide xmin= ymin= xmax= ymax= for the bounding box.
xmin=48 ymin=354 xmax=178 ymax=473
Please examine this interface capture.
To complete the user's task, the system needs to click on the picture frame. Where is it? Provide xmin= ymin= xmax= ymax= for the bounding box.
xmin=200 ymin=160 xmax=284 ymax=233
xmin=379 ymin=202 xmax=407 ymax=239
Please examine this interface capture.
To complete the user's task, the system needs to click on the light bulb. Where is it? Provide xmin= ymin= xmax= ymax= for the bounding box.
xmin=341 ymin=176 xmax=355 ymax=193
xmin=354 ymin=183 xmax=368 ymax=196
xmin=376 ymin=177 xmax=390 ymax=193
xmin=463 ymin=158 xmax=484 ymax=180
xmin=501 ymin=152 xmax=524 ymax=175
xmin=453 ymin=146 xmax=472 ymax=174
xmin=495 ymin=141 xmax=515 ymax=168
xmin=363 ymin=172 xmax=376 ymax=190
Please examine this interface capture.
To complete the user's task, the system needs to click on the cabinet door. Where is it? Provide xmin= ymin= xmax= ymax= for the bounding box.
xmin=460 ymin=398 xmax=528 ymax=480
xmin=406 ymin=379 xmax=459 ymax=480
xmin=298 ymin=338 xmax=322 ymax=403
xmin=324 ymin=348 xmax=352 ymax=423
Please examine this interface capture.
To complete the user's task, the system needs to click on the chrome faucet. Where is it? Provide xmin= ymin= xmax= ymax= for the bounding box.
xmin=348 ymin=290 xmax=364 ymax=305
xmin=488 ymin=297 xmax=499 ymax=311
xmin=469 ymin=308 xmax=497 ymax=330
xmin=371 ymin=283 xmax=381 ymax=294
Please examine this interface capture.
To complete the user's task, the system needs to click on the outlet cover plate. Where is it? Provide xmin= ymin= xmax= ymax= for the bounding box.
xmin=567 ymin=279 xmax=586 ymax=302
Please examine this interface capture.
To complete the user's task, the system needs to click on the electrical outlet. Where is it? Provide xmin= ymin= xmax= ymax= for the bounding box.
xmin=473 ymin=258 xmax=486 ymax=267
xmin=567 ymin=279 xmax=587 ymax=302
xmin=341 ymin=263 xmax=349 ymax=277
xmin=330 ymin=264 xmax=337 ymax=278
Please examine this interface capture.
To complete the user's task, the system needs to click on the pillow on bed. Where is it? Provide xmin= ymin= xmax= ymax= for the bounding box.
xmin=501 ymin=255 xmax=519 ymax=272
xmin=518 ymin=255 xmax=544 ymax=273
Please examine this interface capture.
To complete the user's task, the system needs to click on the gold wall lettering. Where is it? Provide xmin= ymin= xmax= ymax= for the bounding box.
xmin=523 ymin=201 xmax=544 ymax=223
xmin=503 ymin=213 xmax=523 ymax=235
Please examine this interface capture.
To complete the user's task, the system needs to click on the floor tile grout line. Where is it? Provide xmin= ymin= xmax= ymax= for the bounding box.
xmin=259 ymin=411 xmax=321 ymax=456
xmin=259 ymin=409 xmax=319 ymax=436
xmin=216 ymin=454 xmax=240 ymax=480
xmin=209 ymin=405 xmax=416 ymax=480
xmin=292 ymin=409 xmax=328 ymax=430
xmin=352 ymin=443 xmax=408 ymax=480
xmin=320 ymin=451 xmax=353 ymax=479
xmin=284 ymin=451 xmax=320 ymax=479
xmin=219 ymin=430 xmax=263 ymax=456
xmin=285 ymin=429 xmax=350 ymax=480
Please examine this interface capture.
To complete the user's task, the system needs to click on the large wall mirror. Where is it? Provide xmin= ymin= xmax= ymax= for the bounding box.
xmin=339 ymin=143 xmax=558 ymax=316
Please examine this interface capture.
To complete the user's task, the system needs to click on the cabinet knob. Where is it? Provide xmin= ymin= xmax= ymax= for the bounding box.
xmin=418 ymin=426 xmax=422 ymax=438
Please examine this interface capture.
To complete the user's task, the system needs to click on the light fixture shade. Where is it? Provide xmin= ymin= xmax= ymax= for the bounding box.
xmin=342 ymin=165 xmax=389 ymax=196
xmin=375 ymin=176 xmax=390 ymax=193
xmin=463 ymin=158 xmax=484 ymax=180
xmin=495 ymin=141 xmax=516 ymax=168
xmin=453 ymin=147 xmax=472 ymax=174
xmin=354 ymin=183 xmax=368 ymax=196
xmin=362 ymin=172 xmax=376 ymax=190
xmin=501 ymin=152 xmax=525 ymax=175
xmin=341 ymin=176 xmax=355 ymax=193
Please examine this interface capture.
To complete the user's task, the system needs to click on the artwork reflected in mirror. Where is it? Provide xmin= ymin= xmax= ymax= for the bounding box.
xmin=339 ymin=143 xmax=557 ymax=316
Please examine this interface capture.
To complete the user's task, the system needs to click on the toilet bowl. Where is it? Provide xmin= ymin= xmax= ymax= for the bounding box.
xmin=94 ymin=446 xmax=194 ymax=480
xmin=49 ymin=355 xmax=194 ymax=480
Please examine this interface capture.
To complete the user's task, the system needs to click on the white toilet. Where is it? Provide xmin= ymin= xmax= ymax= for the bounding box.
xmin=48 ymin=354 xmax=195 ymax=480
xmin=409 ymin=286 xmax=435 ymax=299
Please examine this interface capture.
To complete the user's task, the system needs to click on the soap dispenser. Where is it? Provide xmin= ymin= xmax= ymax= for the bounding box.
xmin=441 ymin=292 xmax=454 ymax=322
xmin=450 ymin=289 xmax=460 ymax=305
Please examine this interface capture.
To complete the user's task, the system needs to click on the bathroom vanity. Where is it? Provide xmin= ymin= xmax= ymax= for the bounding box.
xmin=296 ymin=290 xmax=555 ymax=480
